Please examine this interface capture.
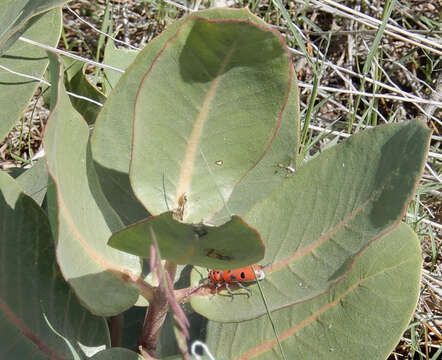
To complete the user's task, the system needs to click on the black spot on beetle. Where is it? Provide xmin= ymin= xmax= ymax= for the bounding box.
xmin=240 ymin=272 xmax=246 ymax=279
xmin=230 ymin=275 xmax=236 ymax=280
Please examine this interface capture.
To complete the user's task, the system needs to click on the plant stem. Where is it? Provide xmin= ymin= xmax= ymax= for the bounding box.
xmin=138 ymin=261 xmax=177 ymax=358
xmin=164 ymin=260 xmax=177 ymax=281
xmin=110 ymin=314 xmax=122 ymax=347
xmin=139 ymin=289 xmax=169 ymax=358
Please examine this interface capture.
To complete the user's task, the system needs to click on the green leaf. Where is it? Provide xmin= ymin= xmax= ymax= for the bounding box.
xmin=63 ymin=57 xmax=107 ymax=124
xmin=191 ymin=120 xmax=430 ymax=321
xmin=205 ymin=222 xmax=422 ymax=360
xmin=163 ymin=356 xmax=212 ymax=360
xmin=44 ymin=52 xmax=142 ymax=316
xmin=102 ymin=38 xmax=139 ymax=95
xmin=91 ymin=348 xmax=144 ymax=360
xmin=0 ymin=0 xmax=67 ymax=55
xmin=90 ymin=8 xmax=293 ymax=228
xmin=0 ymin=8 xmax=61 ymax=140
xmin=109 ymin=211 xmax=265 ymax=268
xmin=16 ymin=157 xmax=48 ymax=206
xmin=210 ymin=74 xmax=300 ymax=226
xmin=130 ymin=16 xmax=293 ymax=224
xmin=46 ymin=176 xmax=59 ymax=239
xmin=0 ymin=170 xmax=109 ymax=359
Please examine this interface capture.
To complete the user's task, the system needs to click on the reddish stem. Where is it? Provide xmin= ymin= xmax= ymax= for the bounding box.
xmin=110 ymin=314 xmax=123 ymax=347
xmin=139 ymin=261 xmax=177 ymax=358
xmin=139 ymin=288 xmax=169 ymax=358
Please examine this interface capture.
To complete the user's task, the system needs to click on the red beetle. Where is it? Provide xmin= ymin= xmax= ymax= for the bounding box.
xmin=208 ymin=264 xmax=265 ymax=297
xmin=184 ymin=264 xmax=265 ymax=300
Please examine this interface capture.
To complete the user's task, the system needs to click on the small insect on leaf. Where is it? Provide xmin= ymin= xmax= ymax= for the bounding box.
xmin=173 ymin=193 xmax=187 ymax=221
xmin=208 ymin=264 xmax=265 ymax=298
xmin=206 ymin=248 xmax=231 ymax=261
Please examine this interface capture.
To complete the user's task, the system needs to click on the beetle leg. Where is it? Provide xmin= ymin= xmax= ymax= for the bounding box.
xmin=183 ymin=282 xmax=205 ymax=300
xmin=225 ymin=283 xmax=235 ymax=301
xmin=209 ymin=282 xmax=222 ymax=300
xmin=237 ymin=282 xmax=251 ymax=297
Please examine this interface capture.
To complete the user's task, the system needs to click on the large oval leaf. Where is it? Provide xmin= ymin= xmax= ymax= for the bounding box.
xmin=44 ymin=53 xmax=142 ymax=316
xmin=0 ymin=0 xmax=66 ymax=55
xmin=190 ymin=120 xmax=430 ymax=321
xmin=108 ymin=212 xmax=264 ymax=268
xmin=0 ymin=8 xmax=61 ymax=140
xmin=204 ymin=222 xmax=421 ymax=359
xmin=130 ymin=16 xmax=292 ymax=224
xmin=0 ymin=171 xmax=109 ymax=359
xmin=209 ymin=75 xmax=300 ymax=226
xmin=91 ymin=8 xmax=297 ymax=228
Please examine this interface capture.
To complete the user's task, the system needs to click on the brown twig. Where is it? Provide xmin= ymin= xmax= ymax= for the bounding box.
xmin=138 ymin=287 xmax=170 ymax=357
xmin=110 ymin=314 xmax=123 ymax=347
xmin=138 ymin=234 xmax=190 ymax=359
